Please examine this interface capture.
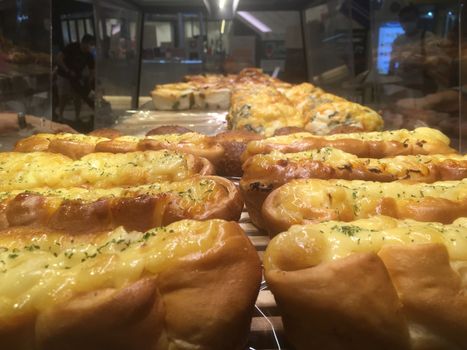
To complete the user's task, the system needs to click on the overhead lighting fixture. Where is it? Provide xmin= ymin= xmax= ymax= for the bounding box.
xmin=237 ymin=11 xmax=272 ymax=33
xmin=203 ymin=0 xmax=239 ymax=20
xmin=220 ymin=19 xmax=226 ymax=34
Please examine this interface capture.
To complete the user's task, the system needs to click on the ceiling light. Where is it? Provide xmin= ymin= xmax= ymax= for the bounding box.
xmin=237 ymin=11 xmax=272 ymax=33
xmin=221 ymin=19 xmax=226 ymax=34
xmin=219 ymin=0 xmax=226 ymax=10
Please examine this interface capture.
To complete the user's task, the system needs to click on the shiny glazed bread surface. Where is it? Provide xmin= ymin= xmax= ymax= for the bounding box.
xmin=0 ymin=219 xmax=262 ymax=350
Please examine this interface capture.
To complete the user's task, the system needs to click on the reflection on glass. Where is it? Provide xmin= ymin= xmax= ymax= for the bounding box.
xmin=77 ymin=19 xmax=85 ymax=42
xmin=0 ymin=0 xmax=52 ymax=119
xmin=85 ymin=18 xmax=94 ymax=35
xmin=69 ymin=20 xmax=77 ymax=43
xmin=94 ymin=1 xmax=141 ymax=127
xmin=61 ymin=20 xmax=70 ymax=46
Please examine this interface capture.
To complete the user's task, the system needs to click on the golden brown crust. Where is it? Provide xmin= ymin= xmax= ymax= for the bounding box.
xmin=13 ymin=133 xmax=225 ymax=167
xmin=0 ymin=220 xmax=262 ymax=350
xmin=14 ymin=135 xmax=51 ymax=152
xmin=36 ymin=278 xmax=165 ymax=350
xmin=213 ymin=131 xmax=263 ymax=177
xmin=266 ymin=253 xmax=411 ymax=350
xmin=0 ymin=176 xmax=241 ymax=233
xmin=94 ymin=139 xmax=140 ymax=153
xmin=88 ymin=128 xmax=123 ymax=139
xmin=241 ymin=129 xmax=456 ymax=163
xmin=241 ymin=152 xmax=467 ymax=229
xmin=264 ymin=218 xmax=467 ymax=350
xmin=146 ymin=125 xmax=194 ymax=136
xmin=273 ymin=127 xmax=309 ymax=136
xmin=379 ymin=244 xmax=467 ymax=349
xmin=139 ymin=138 xmax=224 ymax=169
xmin=262 ymin=179 xmax=467 ymax=235
xmin=48 ymin=139 xmax=97 ymax=159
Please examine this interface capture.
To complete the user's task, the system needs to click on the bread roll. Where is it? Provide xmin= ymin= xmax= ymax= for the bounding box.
xmin=14 ymin=132 xmax=225 ymax=167
xmin=262 ymin=178 xmax=467 ymax=235
xmin=0 ymin=219 xmax=262 ymax=350
xmin=241 ymin=148 xmax=467 ymax=229
xmin=0 ymin=176 xmax=243 ymax=233
xmin=264 ymin=216 xmax=467 ymax=350
xmin=0 ymin=151 xmax=213 ymax=191
xmin=242 ymin=127 xmax=456 ymax=162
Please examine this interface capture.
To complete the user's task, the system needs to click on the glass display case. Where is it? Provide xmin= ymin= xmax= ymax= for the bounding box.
xmin=0 ymin=0 xmax=52 ymax=117
xmin=0 ymin=2 xmax=467 ymax=350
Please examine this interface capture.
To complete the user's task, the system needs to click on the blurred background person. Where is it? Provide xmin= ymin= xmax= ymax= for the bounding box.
xmin=389 ymin=5 xmax=450 ymax=98
xmin=56 ymin=34 xmax=95 ymax=122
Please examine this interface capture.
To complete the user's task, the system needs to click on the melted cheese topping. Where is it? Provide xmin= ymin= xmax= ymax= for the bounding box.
xmin=0 ymin=220 xmax=229 ymax=321
xmin=264 ymin=216 xmax=467 ymax=272
xmin=0 ymin=177 xmax=221 ymax=205
xmin=250 ymin=127 xmax=450 ymax=145
xmin=228 ymin=85 xmax=305 ymax=137
xmin=0 ymin=151 xmax=197 ymax=191
xmin=270 ymin=178 xmax=467 ymax=222
xmin=307 ymin=101 xmax=383 ymax=134
xmin=249 ymin=148 xmax=467 ymax=177
xmin=145 ymin=132 xmax=208 ymax=146
xmin=24 ymin=133 xmax=108 ymax=144
xmin=18 ymin=133 xmax=209 ymax=149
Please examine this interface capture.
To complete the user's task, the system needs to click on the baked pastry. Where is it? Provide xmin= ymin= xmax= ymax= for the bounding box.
xmin=88 ymin=128 xmax=123 ymax=139
xmin=15 ymin=133 xmax=108 ymax=159
xmin=146 ymin=126 xmax=194 ymax=136
xmin=305 ymin=101 xmax=384 ymax=134
xmin=242 ymin=127 xmax=456 ymax=162
xmin=0 ymin=151 xmax=213 ymax=191
xmin=240 ymin=148 xmax=467 ymax=229
xmin=0 ymin=176 xmax=242 ymax=233
xmin=14 ymin=132 xmax=224 ymax=168
xmin=136 ymin=133 xmax=224 ymax=169
xmin=213 ymin=131 xmax=263 ymax=177
xmin=227 ymin=84 xmax=305 ymax=137
xmin=0 ymin=219 xmax=262 ymax=350
xmin=264 ymin=216 xmax=467 ymax=350
xmin=151 ymin=82 xmax=231 ymax=111
xmin=262 ymin=178 xmax=467 ymax=235
xmin=150 ymin=82 xmax=197 ymax=110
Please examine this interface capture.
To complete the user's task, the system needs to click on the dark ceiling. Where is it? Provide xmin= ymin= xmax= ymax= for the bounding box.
xmin=130 ymin=0 xmax=315 ymax=12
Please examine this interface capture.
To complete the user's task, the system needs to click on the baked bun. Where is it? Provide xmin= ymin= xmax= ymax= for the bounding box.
xmin=0 ymin=176 xmax=243 ymax=233
xmin=273 ymin=127 xmax=309 ymax=136
xmin=0 ymin=151 xmax=214 ymax=191
xmin=88 ymin=128 xmax=123 ymax=139
xmin=138 ymin=133 xmax=224 ymax=169
xmin=242 ymin=127 xmax=456 ymax=162
xmin=262 ymin=178 xmax=467 ymax=236
xmin=240 ymin=148 xmax=467 ymax=229
xmin=14 ymin=133 xmax=225 ymax=168
xmin=264 ymin=216 xmax=467 ymax=350
xmin=227 ymin=84 xmax=305 ymax=137
xmin=15 ymin=133 xmax=108 ymax=159
xmin=146 ymin=125 xmax=194 ymax=136
xmin=0 ymin=219 xmax=262 ymax=350
xmin=213 ymin=131 xmax=263 ymax=177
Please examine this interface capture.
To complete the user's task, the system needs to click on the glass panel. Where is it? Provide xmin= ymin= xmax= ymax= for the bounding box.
xmin=77 ymin=19 xmax=85 ymax=41
xmin=85 ymin=18 xmax=94 ymax=35
xmin=0 ymin=0 xmax=52 ymax=123
xmin=94 ymin=0 xmax=142 ymax=127
xmin=302 ymin=0 xmax=463 ymax=150
xmin=52 ymin=0 xmax=95 ymax=132
xmin=61 ymin=20 xmax=70 ymax=45
xmin=69 ymin=19 xmax=77 ymax=43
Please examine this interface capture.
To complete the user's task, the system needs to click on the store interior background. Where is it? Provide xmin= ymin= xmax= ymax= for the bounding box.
xmin=0 ymin=0 xmax=466 ymax=150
